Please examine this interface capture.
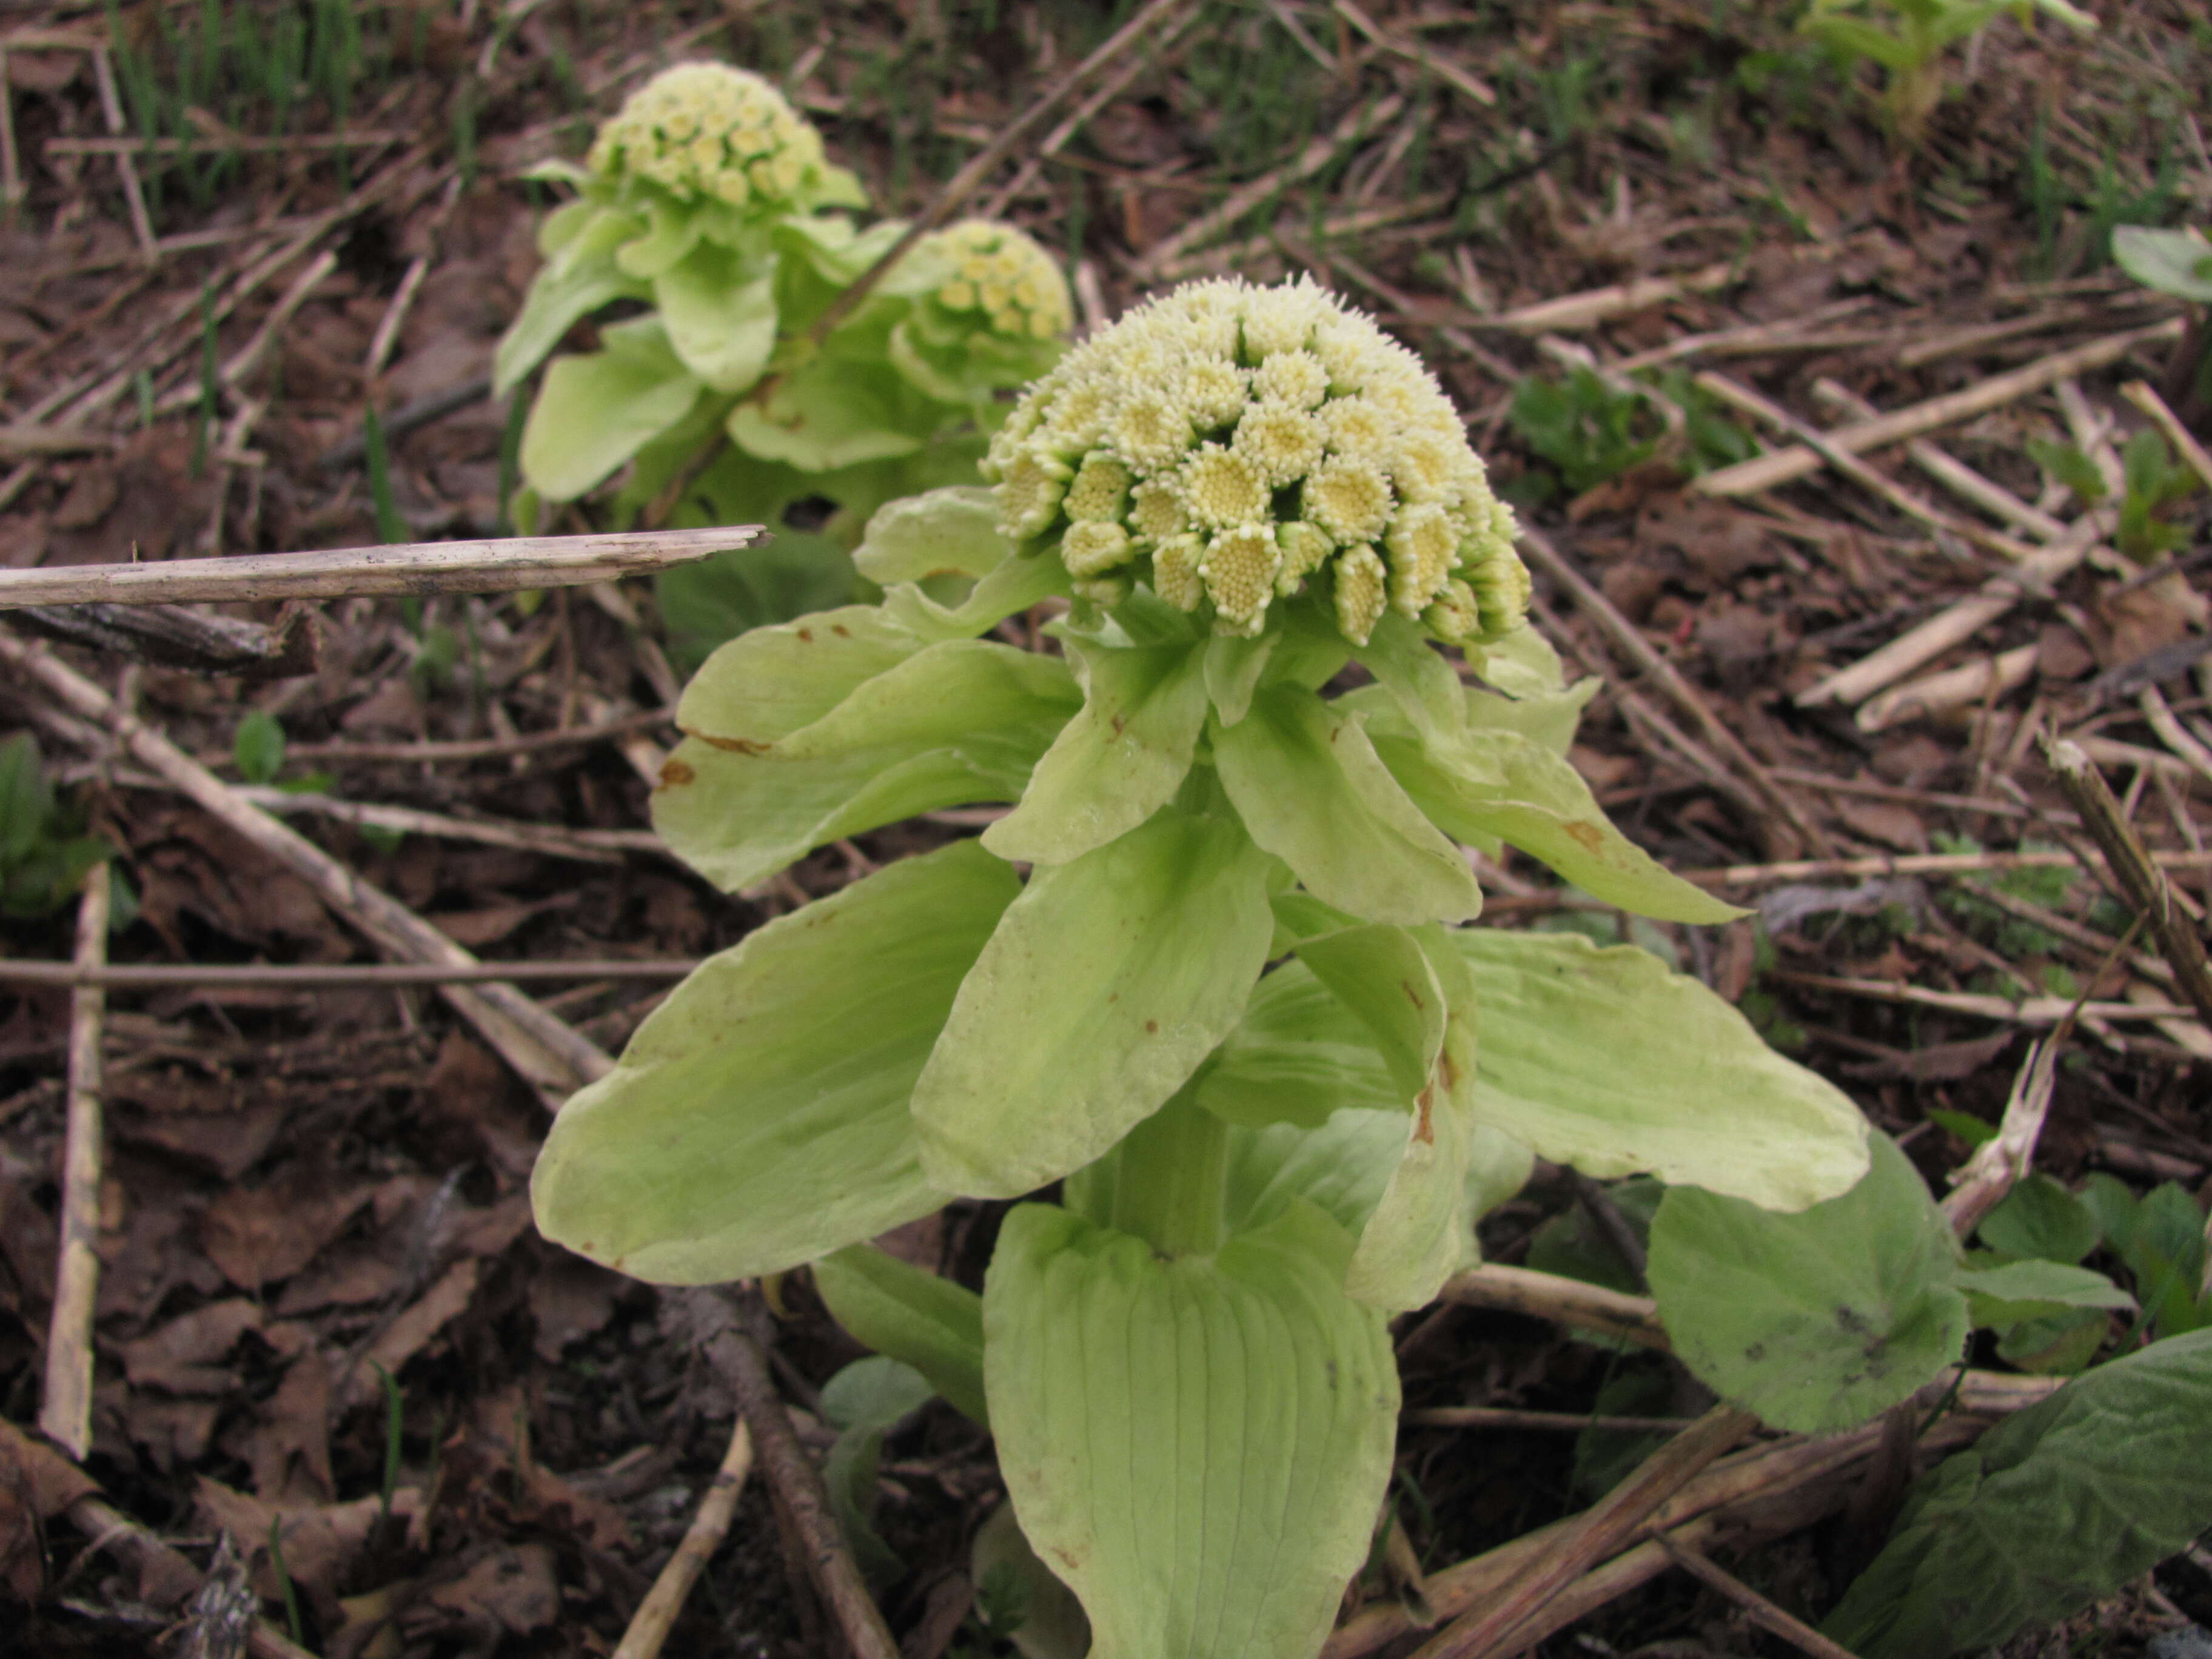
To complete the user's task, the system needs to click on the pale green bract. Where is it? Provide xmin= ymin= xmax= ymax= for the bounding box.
xmin=531 ymin=278 xmax=1879 ymax=1659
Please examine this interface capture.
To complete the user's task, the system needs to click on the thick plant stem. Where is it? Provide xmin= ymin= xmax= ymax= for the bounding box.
xmin=1110 ymin=1087 xmax=1228 ymax=1257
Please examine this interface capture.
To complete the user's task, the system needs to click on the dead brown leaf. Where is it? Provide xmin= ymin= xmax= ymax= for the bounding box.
xmin=342 ymin=1259 xmax=480 ymax=1404
xmin=0 ymin=1418 xmax=99 ymax=1600
xmin=116 ymin=1296 xmax=264 ymax=1393
xmin=200 ymin=1165 xmax=377 ymax=1294
xmin=528 ymin=1256 xmax=624 ymax=1363
xmin=403 ymin=1541 xmax=560 ymax=1646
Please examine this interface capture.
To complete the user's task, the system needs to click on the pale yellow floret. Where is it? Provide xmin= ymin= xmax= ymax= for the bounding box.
xmin=1317 ymin=396 xmax=1392 ymax=464
xmin=1423 ymin=578 xmax=1482 ymax=645
xmin=996 ymin=447 xmax=1071 ymax=539
xmin=1253 ymin=350 xmax=1329 ymax=409
xmin=1232 ymin=403 xmax=1323 ymax=487
xmin=1112 ymin=391 xmax=1190 ymax=470
xmin=1182 ymin=357 xmax=1250 ymax=429
xmin=1152 ymin=534 xmax=1206 ymax=611
xmin=1333 ymin=544 xmax=1389 ymax=646
xmin=1181 ymin=446 xmax=1270 ymax=530
xmin=1386 ymin=503 xmax=1458 ymax=618
xmin=1465 ymin=548 xmax=1532 ymax=642
xmin=1044 ymin=379 xmax=1114 ymax=454
xmin=1130 ymin=479 xmax=1188 ymax=541
xmin=1073 ymin=573 xmax=1134 ymax=608
xmin=1305 ymin=458 xmax=1393 ymax=544
xmin=1201 ymin=524 xmax=1282 ymax=633
xmin=1239 ymin=278 xmax=1326 ymax=358
xmin=942 ymin=279 xmax=977 ymax=310
xmin=1391 ymin=431 xmax=1463 ymax=504
xmin=1064 ymin=454 xmax=1132 ymax=522
xmin=1063 ymin=520 xmax=1135 ymax=578
xmin=1275 ymin=520 xmax=1332 ymax=597
xmin=592 ymin=62 xmax=826 ymax=207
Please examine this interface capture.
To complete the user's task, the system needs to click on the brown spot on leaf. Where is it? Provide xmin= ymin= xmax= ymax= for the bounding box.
xmin=831 ymin=623 xmax=851 ymax=637
xmin=1401 ymin=979 xmax=1424 ymax=1011
xmin=1145 ymin=1020 xmax=1158 ymax=1034
xmin=797 ymin=627 xmax=814 ymax=642
xmin=1413 ymin=1088 xmax=1435 ymax=1144
xmin=659 ymin=759 xmax=695 ymax=788
xmin=1563 ymin=821 xmax=1606 ymax=855
xmin=699 ymin=734 xmax=771 ymax=754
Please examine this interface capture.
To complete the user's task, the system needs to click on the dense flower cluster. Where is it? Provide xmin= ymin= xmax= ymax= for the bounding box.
xmin=586 ymin=62 xmax=830 ymax=209
xmin=918 ymin=220 xmax=1073 ymax=342
xmin=981 ymin=275 xmax=1527 ymax=646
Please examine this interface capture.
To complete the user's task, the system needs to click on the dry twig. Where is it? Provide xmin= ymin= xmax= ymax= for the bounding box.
xmin=0 ymin=959 xmax=695 ymax=990
xmin=0 ymin=637 xmax=612 ymax=1103
xmin=1657 ymin=1537 xmax=1866 ymax=1659
xmin=0 ymin=528 xmax=762 ymax=609
xmin=39 ymin=861 xmax=108 ymax=1460
xmin=612 ymin=1419 xmax=756 ymax=1659
xmin=2045 ymin=737 xmax=2212 ymax=1030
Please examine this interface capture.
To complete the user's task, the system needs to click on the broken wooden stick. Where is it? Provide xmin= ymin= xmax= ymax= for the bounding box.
xmin=0 ymin=527 xmax=762 ymax=609
xmin=39 ymin=861 xmax=109 ymax=1460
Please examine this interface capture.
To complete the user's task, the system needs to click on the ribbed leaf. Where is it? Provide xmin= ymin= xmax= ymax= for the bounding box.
xmin=518 ymin=316 xmax=703 ymax=502
xmin=531 ymin=842 xmax=1017 ymax=1281
xmin=985 ymin=1202 xmax=1398 ymax=1659
xmin=915 ymin=806 xmax=1277 ymax=1198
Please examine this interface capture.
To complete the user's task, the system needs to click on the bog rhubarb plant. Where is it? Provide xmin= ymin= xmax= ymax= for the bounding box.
xmin=493 ymin=60 xmax=1072 ymax=577
xmin=530 ymin=276 xmax=1876 ymax=1659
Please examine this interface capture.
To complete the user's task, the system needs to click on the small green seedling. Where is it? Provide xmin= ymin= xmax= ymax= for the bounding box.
xmin=530 ymin=278 xmax=1879 ymax=1659
xmin=2114 ymin=224 xmax=2212 ymax=418
xmin=1800 ymin=0 xmax=2096 ymax=143
xmin=0 ymin=732 xmax=113 ymax=921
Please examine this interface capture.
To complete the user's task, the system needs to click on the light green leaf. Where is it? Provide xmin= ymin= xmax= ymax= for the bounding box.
xmin=729 ymin=358 xmax=928 ymax=471
xmin=813 ymin=1244 xmax=988 ymax=1427
xmin=530 ymin=842 xmax=1017 ymax=1281
xmin=985 ymin=1201 xmax=1399 ymax=1659
xmin=2113 ymin=225 xmax=2212 ymax=304
xmin=852 ymin=486 xmax=1010 ymax=584
xmin=915 ymin=807 xmax=1278 ymax=1198
xmin=656 ymin=534 xmax=859 ymax=669
xmin=0 ymin=732 xmax=54 ymax=863
xmin=1960 ymin=1259 xmax=2133 ymax=1332
xmin=1196 ymin=959 xmax=1400 ymax=1132
xmin=1352 ymin=612 xmax=1469 ymax=754
xmin=614 ymin=196 xmax=706 ymax=280
xmin=972 ymin=1501 xmax=1092 ymax=1659
xmin=677 ymin=745 xmax=1050 ymax=894
xmin=821 ymin=1355 xmax=934 ymax=1589
xmin=1215 ymin=686 xmax=1482 ymax=926
xmin=232 ymin=711 xmax=286 ymax=785
xmin=519 ymin=317 xmax=703 ymax=501
xmin=653 ymin=246 xmax=780 ymax=393
xmin=1647 ymin=1132 xmax=1968 ymax=1433
xmin=492 ymin=205 xmax=648 ymax=397
xmin=880 ymin=552 xmax=1070 ymax=643
xmin=1463 ymin=675 xmax=1598 ymax=758
xmin=1824 ymin=1329 xmax=2212 ymax=1659
xmin=674 ymin=604 xmax=925 ymax=748
xmin=1455 ymin=928 xmax=1867 ymax=1207
xmin=1356 ymin=697 xmax=1740 ymax=923
xmin=1202 ymin=633 xmax=1276 ymax=727
xmin=1468 ymin=623 xmax=1566 ymax=698
xmin=768 ymin=639 xmax=1077 ymax=762
xmin=1975 ymin=1174 xmax=2099 ymax=1264
xmin=1339 ymin=928 xmax=1484 ymax=1309
xmin=983 ymin=638 xmax=1210 ymax=865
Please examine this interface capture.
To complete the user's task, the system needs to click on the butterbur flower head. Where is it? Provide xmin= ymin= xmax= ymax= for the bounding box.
xmin=986 ymin=275 xmax=1526 ymax=646
xmin=919 ymin=220 xmax=1073 ymax=342
xmin=588 ymin=62 xmax=834 ymax=211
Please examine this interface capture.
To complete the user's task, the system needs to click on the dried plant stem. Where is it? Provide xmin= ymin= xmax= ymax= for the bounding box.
xmin=1795 ymin=508 xmax=2113 ymax=710
xmin=1855 ymin=642 xmax=2040 ymax=734
xmin=1944 ymin=1035 xmax=2066 ymax=1237
xmin=814 ymin=0 xmax=1199 ymax=339
xmin=89 ymin=46 xmax=155 ymax=258
xmin=39 ymin=862 xmax=109 ymax=1460
xmin=707 ymin=1307 xmax=900 ymax=1659
xmin=1771 ymin=969 xmax=2191 ymax=1027
xmin=233 ymin=787 xmax=662 ymax=865
xmin=1405 ymin=1407 xmax=1703 ymax=1433
xmin=0 ymin=959 xmax=695 ymax=990
xmin=1129 ymin=89 xmax=1408 ymax=281
xmin=1656 ymin=1537 xmax=1866 ymax=1659
xmin=1439 ymin=1264 xmax=1669 ymax=1350
xmin=612 ymin=1419 xmax=755 ymax=1659
xmin=1408 ymin=1403 xmax=1762 ymax=1659
xmin=1 ymin=637 xmax=612 ymax=1104
xmin=1518 ymin=528 xmax=1834 ymax=857
xmin=0 ymin=528 xmax=760 ymax=609
xmin=65 ymin=1493 xmax=318 ymax=1659
xmin=1682 ymin=843 xmax=2212 ymax=888
xmin=2045 ymin=737 xmax=2212 ymax=1030
xmin=1697 ymin=319 xmax=2183 ymax=497
xmin=2121 ymin=379 xmax=2212 ymax=494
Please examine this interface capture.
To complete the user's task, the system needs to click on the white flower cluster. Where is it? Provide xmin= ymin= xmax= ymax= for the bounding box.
xmin=920 ymin=220 xmax=1072 ymax=342
xmin=982 ymin=275 xmax=1526 ymax=647
xmin=586 ymin=62 xmax=829 ymax=210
